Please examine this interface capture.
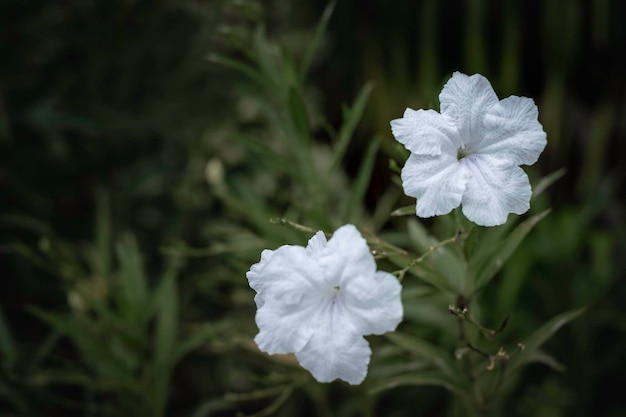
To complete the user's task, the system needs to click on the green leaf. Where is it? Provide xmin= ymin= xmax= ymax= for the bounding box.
xmin=95 ymin=188 xmax=111 ymax=281
xmin=287 ymin=85 xmax=310 ymax=141
xmin=523 ymin=350 xmax=566 ymax=372
xmin=207 ymin=53 xmax=265 ymax=86
xmin=532 ymin=168 xmax=566 ymax=200
xmin=28 ymin=308 xmax=130 ymax=381
xmin=174 ymin=324 xmax=218 ymax=363
xmin=390 ymin=205 xmax=416 ymax=217
xmin=234 ymin=133 xmax=296 ymax=177
xmin=116 ymin=236 xmax=149 ymax=328
xmin=0 ymin=307 xmax=16 ymax=369
xmin=340 ymin=139 xmax=380 ymax=223
xmin=369 ymin=373 xmax=471 ymax=403
xmin=152 ymin=261 xmax=180 ymax=417
xmin=385 ymin=332 xmax=457 ymax=376
xmin=506 ymin=307 xmax=585 ymax=376
xmin=462 ymin=225 xmax=480 ymax=260
xmin=330 ymin=82 xmax=374 ymax=171
xmin=252 ymin=27 xmax=281 ymax=90
xmin=299 ymin=0 xmax=336 ymax=80
xmin=472 ymin=209 xmax=551 ymax=293
xmin=388 ymin=252 xmax=457 ymax=295
xmin=406 ymin=219 xmax=465 ymax=294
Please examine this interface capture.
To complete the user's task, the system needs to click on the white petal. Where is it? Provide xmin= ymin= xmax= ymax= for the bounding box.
xmin=306 ymin=230 xmax=328 ymax=258
xmin=460 ymin=154 xmax=531 ymax=226
xmin=295 ymin=300 xmax=371 ymax=384
xmin=247 ymin=246 xmax=323 ymax=354
xmin=401 ymin=153 xmax=466 ymax=217
xmin=478 ymin=96 xmax=547 ymax=165
xmin=254 ymin=290 xmax=318 ymax=354
xmin=390 ymin=108 xmax=461 ymax=156
xmin=439 ymin=72 xmax=499 ymax=149
xmin=319 ymin=225 xmax=376 ymax=288
xmin=247 ymin=246 xmax=320 ymax=295
xmin=343 ymin=271 xmax=403 ymax=335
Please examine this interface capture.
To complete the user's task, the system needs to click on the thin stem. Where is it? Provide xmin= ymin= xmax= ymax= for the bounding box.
xmin=270 ymin=217 xmax=323 ymax=235
xmin=448 ymin=306 xmax=509 ymax=340
xmin=393 ymin=233 xmax=465 ymax=281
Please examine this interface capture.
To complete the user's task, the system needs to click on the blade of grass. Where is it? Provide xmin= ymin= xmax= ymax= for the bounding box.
xmin=0 ymin=307 xmax=16 ymax=369
xmin=506 ymin=307 xmax=585 ymax=376
xmin=472 ymin=209 xmax=551 ymax=293
xmin=152 ymin=260 xmax=180 ymax=417
xmin=340 ymin=138 xmax=379 ymax=223
xmin=299 ymin=0 xmax=337 ymax=81
xmin=385 ymin=332 xmax=456 ymax=376
xmin=95 ymin=188 xmax=111 ymax=281
xmin=330 ymin=83 xmax=375 ymax=171
xmin=532 ymin=168 xmax=566 ymax=200
xmin=116 ymin=236 xmax=149 ymax=328
xmin=207 ymin=53 xmax=265 ymax=87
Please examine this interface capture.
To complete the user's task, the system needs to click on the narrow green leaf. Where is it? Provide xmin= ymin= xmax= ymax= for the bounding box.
xmin=341 ymin=139 xmax=379 ymax=223
xmin=189 ymin=399 xmax=236 ymax=417
xmin=523 ymin=350 xmax=566 ymax=372
xmin=28 ymin=308 xmax=130 ymax=380
xmin=532 ymin=168 xmax=566 ymax=200
xmin=207 ymin=53 xmax=265 ymax=86
xmin=287 ymin=85 xmax=310 ymax=141
xmin=506 ymin=307 xmax=585 ymax=376
xmin=95 ymin=189 xmax=111 ymax=281
xmin=462 ymin=225 xmax=480 ymax=260
xmin=174 ymin=324 xmax=217 ymax=363
xmin=385 ymin=332 xmax=456 ymax=376
xmin=330 ymin=82 xmax=374 ymax=171
xmin=406 ymin=219 xmax=465 ymax=293
xmin=299 ymin=0 xmax=336 ymax=80
xmin=235 ymin=134 xmax=296 ymax=177
xmin=152 ymin=261 xmax=180 ymax=417
xmin=388 ymin=253 xmax=457 ymax=295
xmin=116 ymin=236 xmax=149 ymax=327
xmin=472 ymin=209 xmax=551 ymax=292
xmin=391 ymin=205 xmax=416 ymax=217
xmin=280 ymin=46 xmax=298 ymax=85
xmin=0 ymin=307 xmax=16 ymax=369
xmin=252 ymin=27 xmax=281 ymax=89
xmin=369 ymin=373 xmax=471 ymax=403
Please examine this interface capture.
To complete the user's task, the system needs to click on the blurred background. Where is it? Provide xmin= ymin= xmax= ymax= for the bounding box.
xmin=1 ymin=0 xmax=625 ymax=416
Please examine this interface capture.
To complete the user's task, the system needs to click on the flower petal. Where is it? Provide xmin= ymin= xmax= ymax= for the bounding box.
xmin=478 ymin=96 xmax=547 ymax=165
xmin=295 ymin=300 xmax=371 ymax=384
xmin=306 ymin=230 xmax=328 ymax=258
xmin=401 ymin=153 xmax=466 ymax=217
xmin=343 ymin=271 xmax=403 ymax=335
xmin=247 ymin=246 xmax=323 ymax=353
xmin=390 ymin=109 xmax=461 ymax=156
xmin=439 ymin=72 xmax=499 ymax=149
xmin=254 ymin=290 xmax=319 ymax=354
xmin=460 ymin=154 xmax=531 ymax=226
xmin=319 ymin=225 xmax=376 ymax=288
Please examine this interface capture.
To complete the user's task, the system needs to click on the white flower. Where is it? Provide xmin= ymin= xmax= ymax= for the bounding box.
xmin=246 ymin=224 xmax=403 ymax=385
xmin=390 ymin=72 xmax=547 ymax=226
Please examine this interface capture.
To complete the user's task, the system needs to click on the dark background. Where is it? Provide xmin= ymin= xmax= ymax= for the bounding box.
xmin=1 ymin=0 xmax=625 ymax=416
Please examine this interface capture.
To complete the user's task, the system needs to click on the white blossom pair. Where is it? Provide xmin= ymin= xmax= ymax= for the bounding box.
xmin=391 ymin=72 xmax=547 ymax=226
xmin=247 ymin=72 xmax=546 ymax=385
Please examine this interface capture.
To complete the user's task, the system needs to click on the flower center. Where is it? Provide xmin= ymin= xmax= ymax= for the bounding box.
xmin=456 ymin=146 xmax=469 ymax=160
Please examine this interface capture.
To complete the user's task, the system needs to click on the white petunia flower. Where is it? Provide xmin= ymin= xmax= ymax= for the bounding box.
xmin=391 ymin=72 xmax=547 ymax=226
xmin=246 ymin=224 xmax=403 ymax=385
